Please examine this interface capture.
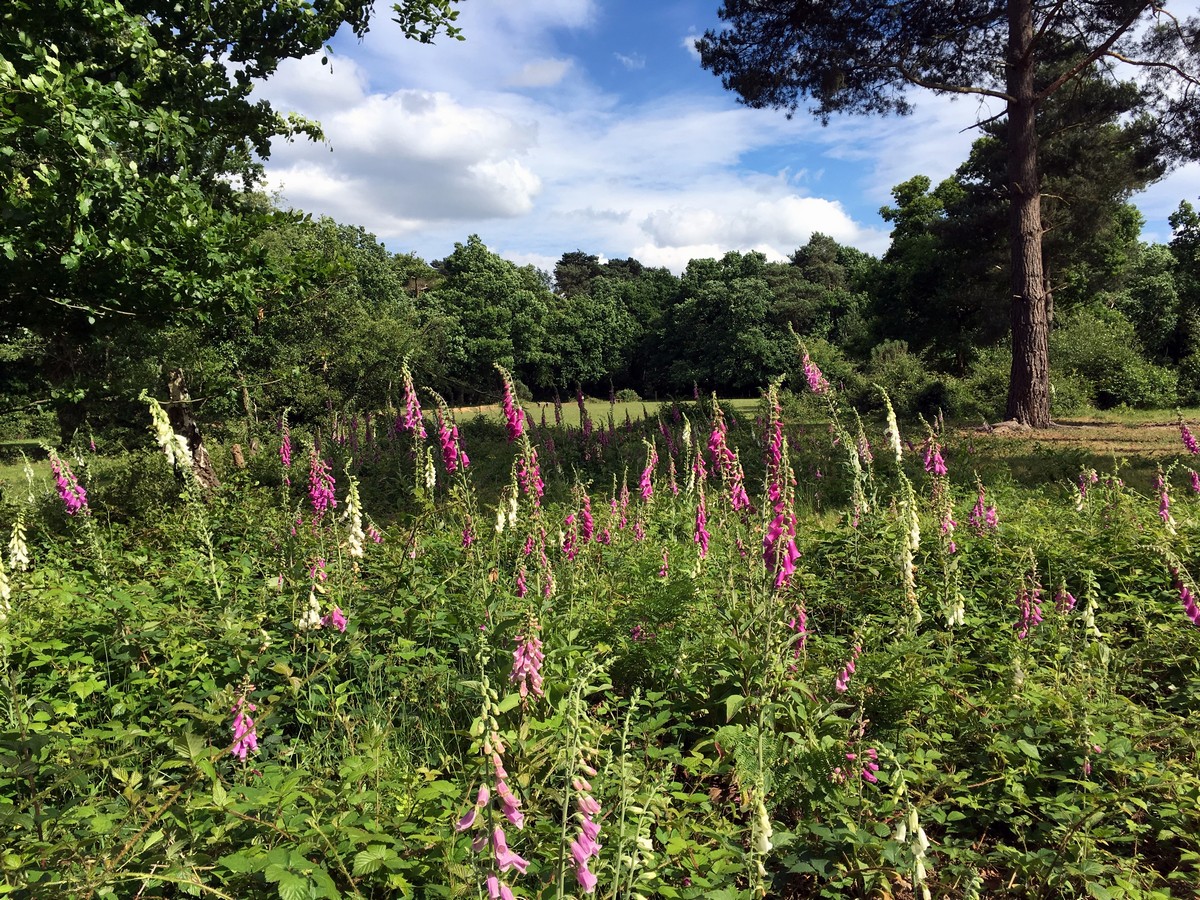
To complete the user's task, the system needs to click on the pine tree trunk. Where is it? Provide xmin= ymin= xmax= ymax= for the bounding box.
xmin=1004 ymin=0 xmax=1052 ymax=427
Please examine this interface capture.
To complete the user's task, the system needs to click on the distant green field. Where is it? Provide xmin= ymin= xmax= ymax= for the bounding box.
xmin=453 ymin=397 xmax=762 ymax=429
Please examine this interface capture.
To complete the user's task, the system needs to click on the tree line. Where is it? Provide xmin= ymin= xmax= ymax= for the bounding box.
xmin=5 ymin=178 xmax=1200 ymax=442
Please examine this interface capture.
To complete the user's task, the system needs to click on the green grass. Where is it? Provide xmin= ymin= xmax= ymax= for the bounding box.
xmin=454 ymin=396 xmax=762 ymax=429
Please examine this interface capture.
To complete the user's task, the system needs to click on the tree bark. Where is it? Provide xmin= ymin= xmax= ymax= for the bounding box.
xmin=1004 ymin=0 xmax=1052 ymax=427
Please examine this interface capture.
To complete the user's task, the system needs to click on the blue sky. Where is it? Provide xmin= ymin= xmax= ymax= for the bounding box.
xmin=256 ymin=0 xmax=1200 ymax=274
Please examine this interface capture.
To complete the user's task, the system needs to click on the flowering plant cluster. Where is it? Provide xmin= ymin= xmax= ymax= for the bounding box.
xmin=802 ymin=349 xmax=830 ymax=394
xmin=497 ymin=365 xmax=526 ymax=443
xmin=1172 ymin=568 xmax=1200 ymax=627
xmin=969 ymin=479 xmax=998 ymax=534
xmin=142 ymin=392 xmax=192 ymax=471
xmin=835 ymin=643 xmax=862 ymax=693
xmin=510 ymin=617 xmax=545 ymax=702
xmin=568 ymin=759 xmax=603 ymax=892
xmin=1181 ymin=418 xmax=1199 ymax=455
xmin=434 ymin=404 xmax=469 ymax=473
xmin=1013 ymin=576 xmax=1044 ymax=639
xmin=399 ymin=362 xmax=427 ymax=439
xmin=456 ymin=643 xmax=529 ymax=899
xmin=307 ymin=453 xmax=337 ymax=520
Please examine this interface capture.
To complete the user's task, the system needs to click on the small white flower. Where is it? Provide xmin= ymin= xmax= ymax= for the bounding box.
xmin=144 ymin=393 xmax=193 ymax=470
xmin=753 ymin=795 xmax=773 ymax=855
xmin=345 ymin=476 xmax=365 ymax=558
xmin=298 ymin=590 xmax=323 ymax=630
xmin=9 ymin=516 xmax=29 ymax=572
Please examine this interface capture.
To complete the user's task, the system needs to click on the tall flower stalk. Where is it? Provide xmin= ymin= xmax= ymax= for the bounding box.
xmin=456 ymin=632 xmax=530 ymax=899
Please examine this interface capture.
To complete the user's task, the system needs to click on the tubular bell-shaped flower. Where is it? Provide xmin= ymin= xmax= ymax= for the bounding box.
xmin=497 ymin=366 xmax=526 ymax=443
xmin=48 ymin=450 xmax=89 ymax=516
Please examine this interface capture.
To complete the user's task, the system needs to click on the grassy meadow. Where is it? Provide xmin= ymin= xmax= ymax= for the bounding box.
xmin=0 ymin=378 xmax=1199 ymax=899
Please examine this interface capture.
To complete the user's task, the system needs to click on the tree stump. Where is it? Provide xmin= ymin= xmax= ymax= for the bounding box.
xmin=167 ymin=368 xmax=220 ymax=491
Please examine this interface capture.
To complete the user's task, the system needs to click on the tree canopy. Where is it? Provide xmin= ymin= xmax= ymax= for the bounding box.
xmin=0 ymin=0 xmax=461 ymax=339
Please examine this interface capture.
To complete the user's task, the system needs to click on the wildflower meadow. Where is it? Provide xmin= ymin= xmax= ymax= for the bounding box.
xmin=2 ymin=355 xmax=1199 ymax=899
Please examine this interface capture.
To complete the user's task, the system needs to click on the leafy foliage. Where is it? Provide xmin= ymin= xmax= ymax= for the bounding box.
xmin=3 ymin=374 xmax=1200 ymax=897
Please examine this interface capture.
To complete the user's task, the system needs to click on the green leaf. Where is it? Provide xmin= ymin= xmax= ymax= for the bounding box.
xmin=217 ymin=850 xmax=263 ymax=874
xmin=276 ymin=871 xmax=309 ymax=900
xmin=353 ymin=845 xmax=390 ymax=876
xmin=724 ymin=693 xmax=746 ymax=722
xmin=1016 ymin=739 xmax=1041 ymax=760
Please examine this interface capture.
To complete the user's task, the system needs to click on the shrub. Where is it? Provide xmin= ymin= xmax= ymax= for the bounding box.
xmin=1050 ymin=307 xmax=1177 ymax=409
xmin=860 ymin=339 xmax=944 ymax=418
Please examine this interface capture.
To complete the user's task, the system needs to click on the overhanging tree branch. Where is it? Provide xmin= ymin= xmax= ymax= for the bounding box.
xmin=1102 ymin=50 xmax=1200 ymax=86
xmin=896 ymin=66 xmax=1013 ymax=101
xmin=1035 ymin=5 xmax=1153 ymax=101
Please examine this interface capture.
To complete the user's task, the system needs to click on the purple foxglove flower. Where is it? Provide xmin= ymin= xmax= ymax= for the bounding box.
xmin=230 ymin=693 xmax=259 ymax=760
xmin=498 ymin=369 xmax=526 ymax=442
xmin=802 ymin=352 xmax=830 ymax=394
xmin=510 ymin=623 xmax=545 ymax=700
xmin=49 ymin=452 xmax=89 ymax=516
xmin=1182 ymin=422 xmax=1199 ymax=455
xmin=575 ymin=861 xmax=598 ymax=893
xmin=320 ymin=606 xmax=347 ymax=633
xmin=694 ymin=496 xmax=710 ymax=559
xmin=495 ymin=780 xmax=525 ymax=829
xmin=455 ymin=807 xmax=478 ymax=831
xmin=580 ymin=497 xmax=594 ymax=542
xmin=491 ymin=827 xmax=529 ymax=874
xmin=307 ymin=455 xmax=337 ymax=519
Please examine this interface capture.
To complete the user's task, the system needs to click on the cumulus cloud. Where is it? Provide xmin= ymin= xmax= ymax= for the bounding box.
xmin=614 ymin=51 xmax=645 ymax=70
xmin=681 ymin=32 xmax=702 ymax=60
xmin=641 ymin=195 xmax=863 ymax=250
xmin=264 ymin=85 xmax=541 ymax=230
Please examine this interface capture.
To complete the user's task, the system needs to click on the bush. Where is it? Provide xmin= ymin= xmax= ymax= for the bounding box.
xmin=1050 ymin=308 xmax=1177 ymax=409
xmin=859 ymin=339 xmax=945 ymax=418
xmin=943 ymin=344 xmax=1008 ymax=422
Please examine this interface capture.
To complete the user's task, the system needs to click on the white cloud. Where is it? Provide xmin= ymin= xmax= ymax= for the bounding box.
xmin=507 ymin=58 xmax=574 ymax=88
xmin=265 ymin=54 xmax=368 ymax=118
xmin=614 ymin=51 xmax=645 ymax=70
xmin=255 ymin=5 xmax=981 ymax=272
xmin=641 ymin=195 xmax=867 ymax=251
xmin=264 ymin=85 xmax=541 ymax=227
xmin=681 ymin=32 xmax=701 ymax=60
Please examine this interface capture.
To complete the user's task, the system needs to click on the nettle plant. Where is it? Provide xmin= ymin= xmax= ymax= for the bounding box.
xmin=1 ymin=350 xmax=1199 ymax=899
